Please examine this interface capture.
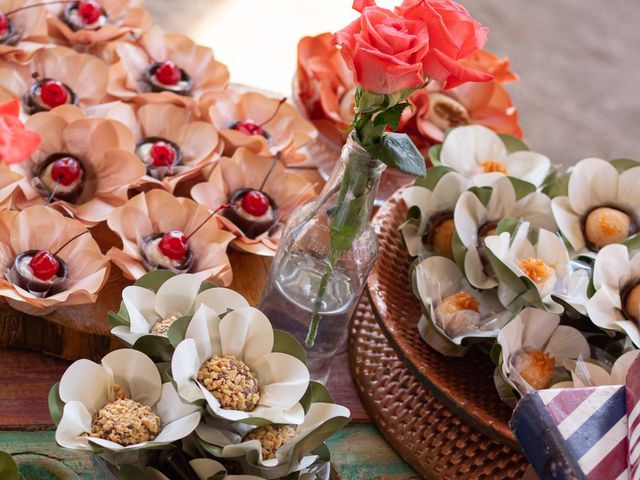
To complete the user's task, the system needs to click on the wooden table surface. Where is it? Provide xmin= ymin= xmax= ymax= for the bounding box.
xmin=0 ymin=165 xmax=419 ymax=479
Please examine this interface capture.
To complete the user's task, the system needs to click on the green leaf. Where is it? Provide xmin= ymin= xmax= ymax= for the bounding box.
xmin=300 ymin=381 xmax=335 ymax=413
xmin=108 ymin=309 xmax=129 ymax=329
xmin=167 ymin=315 xmax=192 ymax=348
xmin=451 ymin=233 xmax=467 ymax=273
xmin=414 ymin=165 xmax=455 ymax=191
xmin=428 ymin=144 xmax=443 ymax=166
xmin=623 ymin=233 xmax=640 ymax=253
xmin=356 ymin=90 xmax=387 ymax=113
xmin=508 ymin=177 xmax=536 ymax=200
xmin=373 ymin=103 xmax=409 ymax=131
xmin=467 ymin=186 xmax=492 ymax=206
xmin=546 ymin=171 xmax=570 ymax=198
xmin=273 ymin=330 xmax=307 ymax=365
xmin=496 ymin=218 xmax=520 ymax=236
xmin=0 ymin=452 xmax=21 ymax=480
xmin=132 ymin=335 xmax=173 ymax=363
xmin=48 ymin=382 xmax=64 ymax=426
xmin=367 ymin=132 xmax=426 ymax=177
xmin=156 ymin=362 xmax=172 ymax=383
xmin=134 ymin=269 xmax=176 ymax=292
xmin=611 ymin=158 xmax=640 ymax=172
xmin=498 ymin=134 xmax=529 ymax=153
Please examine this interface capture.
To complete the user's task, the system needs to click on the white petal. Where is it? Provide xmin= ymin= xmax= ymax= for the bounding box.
xmin=551 ymin=196 xmax=585 ymax=252
xmin=485 ymin=176 xmax=517 ymax=219
xmin=172 ymin=339 xmax=204 ymax=403
xmin=617 ymin=166 xmax=640 ymax=212
xmin=189 ymin=459 xmax=226 ymax=480
xmin=440 ymin=125 xmax=507 ymax=175
xmin=611 ymin=350 xmax=640 ymax=384
xmin=299 ymin=402 xmax=350 ymax=431
xmin=86 ymin=437 xmax=125 ymax=451
xmin=196 ymin=420 xmax=247 ymax=446
xmin=429 ymin=172 xmax=472 ymax=215
xmin=497 ymin=315 xmax=525 ymax=375
xmin=593 ymin=244 xmax=630 ymax=290
xmin=155 ymin=383 xmax=201 ymax=424
xmin=464 ymin=246 xmax=497 ymax=289
xmin=250 ymin=403 xmax=305 ymax=424
xmin=536 ymin=230 xmax=570 ymax=277
xmin=616 ymin=321 xmax=640 ymax=349
xmin=508 ymin=224 xmax=535 ymax=261
xmin=219 ymin=307 xmax=274 ymax=366
xmin=222 ymin=439 xmax=263 ymax=462
xmin=568 ymin=158 xmax=619 ymax=215
xmin=155 ymin=274 xmax=203 ymax=319
xmin=253 ymin=352 xmax=310 ymax=410
xmin=55 ymin=401 xmax=92 ymax=450
xmin=147 ymin=468 xmax=171 ymax=480
xmin=514 ymin=192 xmax=556 ymax=231
xmin=122 ymin=286 xmax=157 ymax=335
xmin=403 ymin=186 xmax=434 ymax=237
xmin=59 ymin=359 xmax=109 ymax=414
xmin=504 ymin=151 xmax=551 ymax=187
xmin=185 ymin=304 xmax=221 ymax=361
xmin=454 ymin=191 xmax=487 ymax=247
xmin=415 ymin=256 xmax=463 ymax=304
xmin=400 ymin=222 xmax=425 ymax=257
xmin=587 ymin=287 xmax=625 ymax=331
xmin=110 ymin=325 xmax=145 ymax=346
xmin=519 ymin=308 xmax=560 ymax=350
xmin=565 ymin=359 xmax=611 ymax=387
xmin=101 ymin=349 xmax=162 ymax=407
xmin=545 ymin=325 xmax=590 ymax=364
xmin=153 ymin=411 xmax=201 ymax=444
xmin=195 ymin=288 xmax=250 ymax=315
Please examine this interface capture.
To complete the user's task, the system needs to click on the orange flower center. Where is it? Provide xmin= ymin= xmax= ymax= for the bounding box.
xmin=518 ymin=258 xmax=554 ymax=285
xmin=517 ymin=350 xmax=555 ymax=390
xmin=479 ymin=160 xmax=507 ymax=174
xmin=597 ymin=214 xmax=622 ymax=237
xmin=439 ymin=291 xmax=480 ymax=314
xmin=429 ymin=218 xmax=455 ymax=259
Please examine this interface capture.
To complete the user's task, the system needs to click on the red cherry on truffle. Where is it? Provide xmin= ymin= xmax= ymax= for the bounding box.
xmin=241 ymin=190 xmax=270 ymax=217
xmin=154 ymin=61 xmax=181 ymax=86
xmin=150 ymin=141 xmax=176 ymax=167
xmin=0 ymin=13 xmax=9 ymax=35
xmin=51 ymin=157 xmax=82 ymax=186
xmin=78 ymin=0 xmax=102 ymax=25
xmin=233 ymin=121 xmax=265 ymax=137
xmin=158 ymin=231 xmax=188 ymax=261
xmin=40 ymin=80 xmax=68 ymax=109
xmin=29 ymin=250 xmax=60 ymax=281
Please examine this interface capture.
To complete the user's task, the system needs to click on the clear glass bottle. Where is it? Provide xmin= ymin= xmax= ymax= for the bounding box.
xmin=259 ymin=133 xmax=385 ymax=383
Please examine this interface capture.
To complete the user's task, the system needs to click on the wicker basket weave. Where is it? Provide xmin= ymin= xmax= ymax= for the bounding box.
xmin=349 ymin=295 xmax=528 ymax=479
xmin=367 ymin=189 xmax=517 ymax=448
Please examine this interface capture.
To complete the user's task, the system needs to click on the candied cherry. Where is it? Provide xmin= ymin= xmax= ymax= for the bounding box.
xmin=154 ymin=61 xmax=181 ymax=86
xmin=159 ymin=231 xmax=188 ymax=260
xmin=241 ymin=190 xmax=270 ymax=217
xmin=78 ymin=0 xmax=102 ymax=25
xmin=0 ymin=13 xmax=9 ymax=35
xmin=29 ymin=250 xmax=60 ymax=281
xmin=233 ymin=120 xmax=265 ymax=137
xmin=40 ymin=80 xmax=68 ymax=109
xmin=51 ymin=157 xmax=82 ymax=186
xmin=150 ymin=141 xmax=176 ymax=167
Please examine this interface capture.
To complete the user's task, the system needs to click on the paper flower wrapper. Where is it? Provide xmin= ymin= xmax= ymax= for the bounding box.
xmin=109 ymin=270 xmax=249 ymax=362
xmin=511 ymin=354 xmax=640 ymax=480
xmin=196 ymin=382 xmax=349 ymax=479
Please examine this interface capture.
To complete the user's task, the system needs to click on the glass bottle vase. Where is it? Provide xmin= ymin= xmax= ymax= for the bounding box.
xmin=259 ymin=133 xmax=385 ymax=383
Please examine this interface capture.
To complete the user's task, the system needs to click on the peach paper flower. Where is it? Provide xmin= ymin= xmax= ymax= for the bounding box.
xmin=0 ymin=163 xmax=21 ymax=208
xmin=204 ymin=90 xmax=317 ymax=165
xmin=0 ymin=0 xmax=50 ymax=63
xmin=107 ymin=27 xmax=229 ymax=112
xmin=47 ymin=0 xmax=152 ymax=49
xmin=0 ymin=46 xmax=108 ymax=111
xmin=413 ymin=51 xmax=522 ymax=143
xmin=0 ymin=205 xmax=110 ymax=314
xmin=0 ymin=99 xmax=40 ymax=163
xmin=191 ymin=148 xmax=317 ymax=256
xmin=107 ymin=189 xmax=234 ymax=284
xmin=11 ymin=105 xmax=145 ymax=226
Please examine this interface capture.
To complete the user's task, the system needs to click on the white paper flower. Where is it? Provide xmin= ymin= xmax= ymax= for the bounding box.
xmin=111 ymin=273 xmax=249 ymax=346
xmin=553 ymin=350 xmax=640 ymax=388
xmin=439 ymin=125 xmax=551 ymax=187
xmin=54 ymin=349 xmax=201 ymax=452
xmin=496 ymin=308 xmax=590 ymax=396
xmin=148 ymin=459 xmax=264 ymax=480
xmin=172 ymin=305 xmax=310 ymax=424
xmin=586 ymin=244 xmax=640 ymax=347
xmin=196 ymin=402 xmax=349 ymax=471
xmin=414 ymin=256 xmax=512 ymax=356
xmin=401 ymin=171 xmax=471 ymax=257
xmin=485 ymin=223 xmax=589 ymax=314
xmin=454 ymin=175 xmax=556 ymax=289
xmin=551 ymin=158 xmax=640 ymax=256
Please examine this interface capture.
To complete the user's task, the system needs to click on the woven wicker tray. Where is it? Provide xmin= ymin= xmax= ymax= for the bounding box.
xmin=349 ymin=295 xmax=528 ymax=479
xmin=367 ymin=190 xmax=517 ymax=448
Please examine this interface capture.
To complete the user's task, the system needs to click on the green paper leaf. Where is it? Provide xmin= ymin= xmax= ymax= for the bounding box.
xmin=134 ymin=269 xmax=176 ymax=292
xmin=273 ymin=330 xmax=307 ymax=365
xmin=467 ymin=186 xmax=492 ymax=206
xmin=132 ymin=335 xmax=173 ymax=363
xmin=546 ymin=171 xmax=570 ymax=198
xmin=118 ymin=465 xmax=155 ymax=480
xmin=415 ymin=165 xmax=455 ymax=191
xmin=156 ymin=363 xmax=172 ymax=383
xmin=300 ymin=381 xmax=335 ymax=413
xmin=108 ymin=308 xmax=130 ymax=329
xmin=451 ymin=233 xmax=467 ymax=273
xmin=611 ymin=158 xmax=640 ymax=172
xmin=197 ymin=439 xmax=223 ymax=458
xmin=0 ymin=452 xmax=21 ymax=480
xmin=498 ymin=134 xmax=529 ymax=153
xmin=367 ymin=132 xmax=426 ymax=177
xmin=167 ymin=315 xmax=192 ymax=348
xmin=48 ymin=382 xmax=64 ymax=426
xmin=287 ymin=417 xmax=350 ymax=471
xmin=496 ymin=218 xmax=520 ymax=236
xmin=508 ymin=177 xmax=536 ymax=200
xmin=623 ymin=233 xmax=640 ymax=254
xmin=428 ymin=144 xmax=443 ymax=166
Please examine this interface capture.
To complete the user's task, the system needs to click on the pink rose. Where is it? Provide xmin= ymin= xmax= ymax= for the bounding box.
xmin=395 ymin=0 xmax=492 ymax=89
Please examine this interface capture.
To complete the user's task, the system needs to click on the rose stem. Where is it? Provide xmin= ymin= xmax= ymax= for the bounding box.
xmin=185 ymin=203 xmax=230 ymax=240
xmin=5 ymin=0 xmax=75 ymax=16
xmin=53 ymin=230 xmax=89 ymax=255
xmin=257 ymin=97 xmax=287 ymax=128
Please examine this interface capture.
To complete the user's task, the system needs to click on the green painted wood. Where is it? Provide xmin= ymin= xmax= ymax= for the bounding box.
xmin=0 ymin=425 xmax=417 ymax=480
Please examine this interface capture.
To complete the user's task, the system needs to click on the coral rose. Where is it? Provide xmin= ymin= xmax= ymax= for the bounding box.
xmin=0 ymin=99 xmax=39 ymax=163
